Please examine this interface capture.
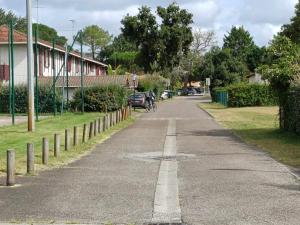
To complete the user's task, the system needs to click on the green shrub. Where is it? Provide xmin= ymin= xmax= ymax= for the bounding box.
xmin=213 ymin=83 xmax=277 ymax=107
xmin=0 ymin=84 xmax=61 ymax=113
xmin=71 ymin=85 xmax=129 ymax=112
xmin=137 ymin=75 xmax=167 ymax=97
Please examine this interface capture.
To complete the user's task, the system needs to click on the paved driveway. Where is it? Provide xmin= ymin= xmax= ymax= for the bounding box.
xmin=0 ymin=96 xmax=299 ymax=225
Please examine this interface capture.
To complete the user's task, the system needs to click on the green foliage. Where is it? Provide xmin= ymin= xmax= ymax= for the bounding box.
xmin=121 ymin=3 xmax=193 ymax=73
xmin=258 ymin=35 xmax=300 ymax=100
xmin=33 ymin=23 xmax=67 ymax=46
xmin=280 ymin=0 xmax=300 ymax=44
xmin=137 ymin=75 xmax=167 ymax=97
xmin=213 ymin=83 xmax=277 ymax=107
xmin=121 ymin=6 xmax=161 ymax=72
xmin=81 ymin=25 xmax=112 ymax=59
xmin=198 ymin=47 xmax=249 ymax=89
xmin=0 ymin=8 xmax=26 ymax=32
xmin=71 ymin=85 xmax=129 ymax=112
xmin=157 ymin=3 xmax=193 ymax=69
xmin=0 ymin=85 xmax=61 ymax=113
xmin=281 ymin=86 xmax=300 ymax=134
xmin=223 ymin=26 xmax=255 ymax=60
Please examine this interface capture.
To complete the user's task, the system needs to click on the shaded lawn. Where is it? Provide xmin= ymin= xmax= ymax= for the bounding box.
xmin=0 ymin=113 xmax=134 ymax=176
xmin=200 ymin=103 xmax=300 ymax=168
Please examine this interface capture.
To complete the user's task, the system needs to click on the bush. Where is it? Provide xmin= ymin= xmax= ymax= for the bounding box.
xmin=71 ymin=85 xmax=129 ymax=112
xmin=281 ymin=86 xmax=300 ymax=134
xmin=213 ymin=83 xmax=277 ymax=107
xmin=0 ymin=84 xmax=61 ymax=113
xmin=137 ymin=75 xmax=167 ymax=97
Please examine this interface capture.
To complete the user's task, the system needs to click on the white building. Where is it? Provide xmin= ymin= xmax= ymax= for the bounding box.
xmin=0 ymin=25 xmax=107 ymax=85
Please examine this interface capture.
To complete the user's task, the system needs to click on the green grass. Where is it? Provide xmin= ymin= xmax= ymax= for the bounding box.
xmin=0 ymin=112 xmax=135 ymax=176
xmin=200 ymin=103 xmax=300 ymax=168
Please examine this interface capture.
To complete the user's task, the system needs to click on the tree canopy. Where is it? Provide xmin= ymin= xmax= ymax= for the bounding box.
xmin=81 ymin=25 xmax=112 ymax=59
xmin=121 ymin=3 xmax=193 ymax=73
xmin=280 ymin=0 xmax=300 ymax=44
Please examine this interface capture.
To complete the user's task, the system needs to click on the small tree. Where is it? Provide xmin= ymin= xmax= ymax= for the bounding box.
xmin=259 ymin=35 xmax=300 ymax=128
xmin=81 ymin=25 xmax=112 ymax=59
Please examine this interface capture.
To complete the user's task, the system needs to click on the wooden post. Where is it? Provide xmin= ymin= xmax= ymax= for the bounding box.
xmin=74 ymin=126 xmax=78 ymax=146
xmin=106 ymin=114 xmax=109 ymax=129
xmin=82 ymin=123 xmax=87 ymax=143
xmin=116 ymin=110 xmax=119 ymax=124
xmin=54 ymin=134 xmax=60 ymax=157
xmin=27 ymin=143 xmax=34 ymax=174
xmin=89 ymin=122 xmax=93 ymax=139
xmin=102 ymin=116 xmax=106 ymax=132
xmin=94 ymin=120 xmax=97 ymax=136
xmin=97 ymin=118 xmax=101 ymax=133
xmin=6 ymin=149 xmax=15 ymax=186
xmin=65 ymin=129 xmax=70 ymax=151
xmin=42 ymin=137 xmax=49 ymax=165
xmin=110 ymin=112 xmax=113 ymax=128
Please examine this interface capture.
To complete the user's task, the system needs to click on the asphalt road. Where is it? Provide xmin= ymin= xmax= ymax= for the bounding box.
xmin=0 ymin=96 xmax=299 ymax=225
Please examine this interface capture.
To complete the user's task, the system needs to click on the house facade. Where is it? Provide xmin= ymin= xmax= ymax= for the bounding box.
xmin=0 ymin=25 xmax=107 ymax=85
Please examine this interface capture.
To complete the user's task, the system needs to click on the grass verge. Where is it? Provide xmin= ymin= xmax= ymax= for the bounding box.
xmin=0 ymin=112 xmax=135 ymax=176
xmin=199 ymin=103 xmax=300 ymax=168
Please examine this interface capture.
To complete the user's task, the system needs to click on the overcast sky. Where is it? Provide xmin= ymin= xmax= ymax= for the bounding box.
xmin=1 ymin=0 xmax=298 ymax=46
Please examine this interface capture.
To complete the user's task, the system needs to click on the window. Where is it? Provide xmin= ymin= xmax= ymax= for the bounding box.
xmin=44 ymin=48 xmax=50 ymax=68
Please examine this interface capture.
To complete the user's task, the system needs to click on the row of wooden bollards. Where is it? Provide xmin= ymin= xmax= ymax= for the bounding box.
xmin=5 ymin=106 xmax=132 ymax=186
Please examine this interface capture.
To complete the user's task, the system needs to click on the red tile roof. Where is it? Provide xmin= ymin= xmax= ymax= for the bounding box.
xmin=0 ymin=25 xmax=107 ymax=67
xmin=38 ymin=75 xmax=137 ymax=88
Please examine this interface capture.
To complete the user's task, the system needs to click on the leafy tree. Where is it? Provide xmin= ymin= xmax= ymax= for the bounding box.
xmin=223 ymin=26 xmax=264 ymax=72
xmin=99 ymin=34 xmax=138 ymax=70
xmin=157 ymin=3 xmax=193 ymax=69
xmin=258 ymin=35 xmax=300 ymax=128
xmin=0 ymin=8 xmax=26 ymax=32
xmin=33 ymin=23 xmax=67 ymax=46
xmin=259 ymin=35 xmax=300 ymax=96
xmin=121 ymin=6 xmax=161 ymax=72
xmin=198 ymin=47 xmax=248 ymax=90
xmin=223 ymin=26 xmax=255 ymax=60
xmin=280 ymin=0 xmax=300 ymax=44
xmin=81 ymin=25 xmax=112 ymax=59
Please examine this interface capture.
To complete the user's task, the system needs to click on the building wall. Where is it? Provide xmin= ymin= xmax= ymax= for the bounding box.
xmin=0 ymin=43 xmax=107 ymax=85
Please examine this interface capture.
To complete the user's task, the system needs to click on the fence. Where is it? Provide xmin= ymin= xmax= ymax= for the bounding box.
xmin=214 ymin=90 xmax=228 ymax=107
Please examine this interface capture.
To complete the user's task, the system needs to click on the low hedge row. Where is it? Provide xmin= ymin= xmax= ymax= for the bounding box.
xmin=71 ymin=85 xmax=130 ymax=112
xmin=0 ymin=84 xmax=61 ymax=113
xmin=213 ymin=83 xmax=277 ymax=107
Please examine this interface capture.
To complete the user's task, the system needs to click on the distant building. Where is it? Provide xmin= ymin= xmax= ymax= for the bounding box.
xmin=0 ymin=25 xmax=108 ymax=85
xmin=248 ymin=72 xmax=266 ymax=84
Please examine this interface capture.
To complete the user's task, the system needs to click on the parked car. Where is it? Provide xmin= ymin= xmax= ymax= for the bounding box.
xmin=161 ymin=90 xmax=172 ymax=100
xmin=128 ymin=93 xmax=147 ymax=108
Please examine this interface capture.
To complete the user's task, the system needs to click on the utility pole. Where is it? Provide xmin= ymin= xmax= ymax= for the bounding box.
xmin=27 ymin=0 xmax=35 ymax=132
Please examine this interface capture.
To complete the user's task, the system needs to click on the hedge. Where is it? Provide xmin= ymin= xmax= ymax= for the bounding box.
xmin=281 ymin=86 xmax=300 ymax=134
xmin=137 ymin=75 xmax=167 ymax=98
xmin=71 ymin=85 xmax=129 ymax=112
xmin=0 ymin=84 xmax=61 ymax=113
xmin=213 ymin=83 xmax=277 ymax=107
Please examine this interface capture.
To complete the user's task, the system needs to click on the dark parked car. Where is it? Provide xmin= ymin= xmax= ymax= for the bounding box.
xmin=128 ymin=93 xmax=148 ymax=108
